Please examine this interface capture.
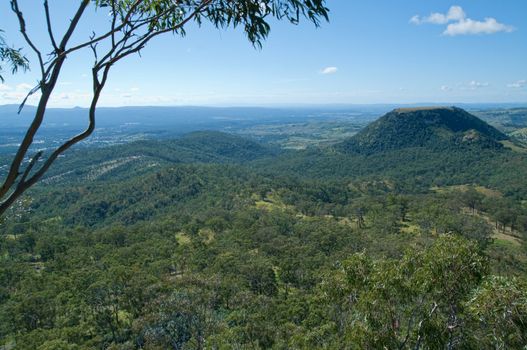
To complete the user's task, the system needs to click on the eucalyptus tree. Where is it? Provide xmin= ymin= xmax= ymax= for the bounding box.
xmin=0 ymin=0 xmax=329 ymax=216
xmin=0 ymin=29 xmax=28 ymax=82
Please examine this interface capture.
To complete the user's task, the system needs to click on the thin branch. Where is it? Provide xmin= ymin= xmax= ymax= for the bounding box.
xmin=59 ymin=0 xmax=90 ymax=50
xmin=17 ymin=151 xmax=42 ymax=188
xmin=100 ymin=0 xmax=213 ymax=69
xmin=60 ymin=23 xmax=124 ymax=60
xmin=95 ymin=27 xmax=134 ymax=68
xmin=44 ymin=0 xmax=59 ymax=52
xmin=10 ymin=0 xmax=46 ymax=79
xmin=94 ymin=3 xmax=190 ymax=69
xmin=39 ymin=0 xmax=144 ymax=80
xmin=0 ymin=151 xmax=42 ymax=216
xmin=414 ymin=302 xmax=438 ymax=350
xmin=110 ymin=0 xmax=117 ymax=48
xmin=23 ymin=65 xmax=112 ymax=191
xmin=89 ymin=32 xmax=99 ymax=64
xmin=61 ymin=0 xmax=144 ymax=56
xmin=17 ymin=83 xmax=41 ymax=114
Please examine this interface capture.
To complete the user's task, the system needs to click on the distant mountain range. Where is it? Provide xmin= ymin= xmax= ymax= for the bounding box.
xmin=0 ymin=105 xmax=380 ymax=130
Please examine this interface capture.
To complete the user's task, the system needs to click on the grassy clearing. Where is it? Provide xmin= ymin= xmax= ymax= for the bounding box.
xmin=500 ymin=140 xmax=527 ymax=153
xmin=400 ymin=222 xmax=421 ymax=234
xmin=175 ymin=232 xmax=191 ymax=245
xmin=199 ymin=228 xmax=215 ymax=244
xmin=254 ymin=193 xmax=295 ymax=212
xmin=431 ymin=184 xmax=502 ymax=198
xmin=493 ymin=232 xmax=522 ymax=246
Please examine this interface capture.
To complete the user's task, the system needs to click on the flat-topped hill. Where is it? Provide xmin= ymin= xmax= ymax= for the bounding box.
xmin=337 ymin=106 xmax=508 ymax=154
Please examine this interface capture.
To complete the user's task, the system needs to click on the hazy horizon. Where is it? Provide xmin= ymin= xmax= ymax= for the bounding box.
xmin=2 ymin=101 xmax=527 ymax=110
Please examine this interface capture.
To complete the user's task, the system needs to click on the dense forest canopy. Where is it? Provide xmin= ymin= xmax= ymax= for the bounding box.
xmin=1 ymin=107 xmax=527 ymax=348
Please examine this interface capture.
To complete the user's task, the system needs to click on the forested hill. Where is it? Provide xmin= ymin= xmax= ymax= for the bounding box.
xmin=2 ymin=112 xmax=527 ymax=349
xmin=257 ymin=107 xmax=527 ymax=198
xmin=169 ymin=131 xmax=277 ymax=161
xmin=36 ymin=131 xmax=279 ymax=184
xmin=337 ymin=107 xmax=509 ymax=154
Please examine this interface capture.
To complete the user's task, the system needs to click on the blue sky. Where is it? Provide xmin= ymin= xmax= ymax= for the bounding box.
xmin=0 ymin=0 xmax=526 ymax=107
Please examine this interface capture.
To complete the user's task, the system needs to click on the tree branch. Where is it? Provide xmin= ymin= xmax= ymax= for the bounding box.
xmin=99 ymin=0 xmax=213 ymax=69
xmin=10 ymin=0 xmax=45 ymax=79
xmin=59 ymin=0 xmax=90 ymax=50
xmin=17 ymin=83 xmax=41 ymax=114
xmin=61 ymin=0 xmax=144 ymax=57
xmin=0 ymin=64 xmax=111 ymax=215
xmin=0 ymin=0 xmax=91 ymax=212
xmin=17 ymin=151 xmax=42 ymax=187
xmin=44 ymin=0 xmax=59 ymax=52
xmin=414 ymin=302 xmax=438 ymax=350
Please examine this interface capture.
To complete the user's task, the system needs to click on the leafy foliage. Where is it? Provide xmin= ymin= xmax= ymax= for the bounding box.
xmin=95 ymin=0 xmax=329 ymax=47
xmin=0 ymin=29 xmax=28 ymax=83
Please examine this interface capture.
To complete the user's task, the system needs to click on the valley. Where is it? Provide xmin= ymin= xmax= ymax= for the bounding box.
xmin=1 ymin=106 xmax=527 ymax=349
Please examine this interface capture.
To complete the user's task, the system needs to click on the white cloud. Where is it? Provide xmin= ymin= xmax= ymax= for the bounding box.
xmin=130 ymin=87 xmax=140 ymax=92
xmin=446 ymin=6 xmax=466 ymax=22
xmin=320 ymin=66 xmax=338 ymax=75
xmin=468 ymin=81 xmax=489 ymax=89
xmin=507 ymin=80 xmax=526 ymax=88
xmin=16 ymin=83 xmax=33 ymax=91
xmin=442 ymin=81 xmax=490 ymax=91
xmin=47 ymin=91 xmax=90 ymax=105
xmin=409 ymin=15 xmax=421 ymax=25
xmin=444 ymin=17 xmax=515 ymax=36
xmin=0 ymin=83 xmax=37 ymax=102
xmin=411 ymin=6 xmax=514 ymax=36
xmin=410 ymin=6 xmax=466 ymax=24
xmin=0 ymin=89 xmax=41 ymax=102
xmin=411 ymin=6 xmax=466 ymax=25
